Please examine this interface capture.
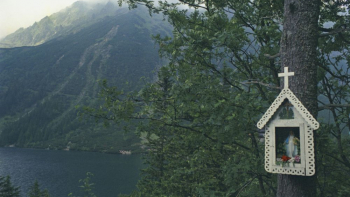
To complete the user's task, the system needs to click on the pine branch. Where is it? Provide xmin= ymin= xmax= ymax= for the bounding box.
xmin=319 ymin=27 xmax=350 ymax=37
xmin=264 ymin=52 xmax=280 ymax=59
xmin=319 ymin=104 xmax=350 ymax=110
xmin=242 ymin=80 xmax=281 ymax=89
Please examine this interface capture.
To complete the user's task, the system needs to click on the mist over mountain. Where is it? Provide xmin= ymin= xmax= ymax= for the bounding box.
xmin=0 ymin=1 xmax=141 ymax=48
xmin=0 ymin=1 xmax=171 ymax=152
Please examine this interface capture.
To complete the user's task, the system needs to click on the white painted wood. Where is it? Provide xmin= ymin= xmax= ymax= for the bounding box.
xmin=257 ymin=89 xmax=319 ymax=130
xmin=278 ymin=67 xmax=294 ymax=89
xmin=305 ymin=125 xmax=316 ymax=176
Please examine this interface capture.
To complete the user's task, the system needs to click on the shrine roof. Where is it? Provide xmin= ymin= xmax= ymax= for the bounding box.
xmin=256 ymin=88 xmax=319 ymax=130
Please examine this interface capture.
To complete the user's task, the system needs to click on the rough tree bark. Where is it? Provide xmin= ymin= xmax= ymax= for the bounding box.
xmin=277 ymin=0 xmax=320 ymax=197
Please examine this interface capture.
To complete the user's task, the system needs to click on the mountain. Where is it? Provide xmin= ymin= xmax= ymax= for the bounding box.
xmin=0 ymin=1 xmax=171 ymax=152
xmin=0 ymin=1 xmax=133 ymax=48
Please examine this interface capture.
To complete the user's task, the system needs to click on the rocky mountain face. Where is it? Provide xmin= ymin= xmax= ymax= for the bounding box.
xmin=0 ymin=1 xmax=132 ymax=48
xmin=0 ymin=1 xmax=170 ymax=152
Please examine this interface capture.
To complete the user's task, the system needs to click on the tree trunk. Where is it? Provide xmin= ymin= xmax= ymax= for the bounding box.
xmin=277 ymin=0 xmax=320 ymax=196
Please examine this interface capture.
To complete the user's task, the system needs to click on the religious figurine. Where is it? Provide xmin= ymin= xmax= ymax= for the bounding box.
xmin=284 ymin=131 xmax=299 ymax=158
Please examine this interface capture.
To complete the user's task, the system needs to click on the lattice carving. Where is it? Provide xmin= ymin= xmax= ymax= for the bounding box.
xmin=257 ymin=89 xmax=319 ymax=130
xmin=264 ymin=126 xmax=271 ymax=172
xmin=271 ymin=167 xmax=305 ymax=176
xmin=305 ymin=125 xmax=315 ymax=176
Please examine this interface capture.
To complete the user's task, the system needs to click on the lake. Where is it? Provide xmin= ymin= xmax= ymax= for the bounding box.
xmin=0 ymin=147 xmax=144 ymax=197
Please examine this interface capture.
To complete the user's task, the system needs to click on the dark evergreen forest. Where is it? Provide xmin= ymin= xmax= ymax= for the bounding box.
xmin=0 ymin=3 xmax=170 ymax=152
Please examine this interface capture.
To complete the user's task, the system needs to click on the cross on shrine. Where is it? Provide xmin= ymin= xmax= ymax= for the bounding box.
xmin=278 ymin=67 xmax=294 ymax=89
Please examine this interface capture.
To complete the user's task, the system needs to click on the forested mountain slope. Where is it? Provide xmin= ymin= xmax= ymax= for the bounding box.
xmin=0 ymin=2 xmax=170 ymax=152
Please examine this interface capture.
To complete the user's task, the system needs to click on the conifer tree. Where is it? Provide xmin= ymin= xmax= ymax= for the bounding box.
xmin=27 ymin=180 xmax=50 ymax=197
xmin=0 ymin=176 xmax=20 ymax=197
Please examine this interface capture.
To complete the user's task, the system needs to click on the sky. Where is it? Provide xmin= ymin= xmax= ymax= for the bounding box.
xmin=0 ymin=0 xmax=77 ymax=39
xmin=0 ymin=0 xmax=186 ymax=40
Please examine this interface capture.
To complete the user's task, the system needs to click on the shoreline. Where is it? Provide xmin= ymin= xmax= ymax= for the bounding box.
xmin=2 ymin=145 xmax=147 ymax=155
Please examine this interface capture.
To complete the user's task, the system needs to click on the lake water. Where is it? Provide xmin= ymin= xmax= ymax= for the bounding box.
xmin=0 ymin=147 xmax=144 ymax=197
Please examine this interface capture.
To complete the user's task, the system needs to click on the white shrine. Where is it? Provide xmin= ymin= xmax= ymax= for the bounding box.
xmin=257 ymin=67 xmax=319 ymax=176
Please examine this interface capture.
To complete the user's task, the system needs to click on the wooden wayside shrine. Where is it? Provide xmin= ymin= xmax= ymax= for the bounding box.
xmin=257 ymin=67 xmax=319 ymax=176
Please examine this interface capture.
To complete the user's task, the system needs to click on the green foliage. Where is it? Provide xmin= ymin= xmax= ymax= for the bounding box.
xmin=315 ymin=124 xmax=350 ymax=197
xmin=88 ymin=0 xmax=350 ymax=196
xmin=68 ymin=172 xmax=97 ymax=197
xmin=27 ymin=180 xmax=50 ymax=197
xmin=0 ymin=176 xmax=20 ymax=197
